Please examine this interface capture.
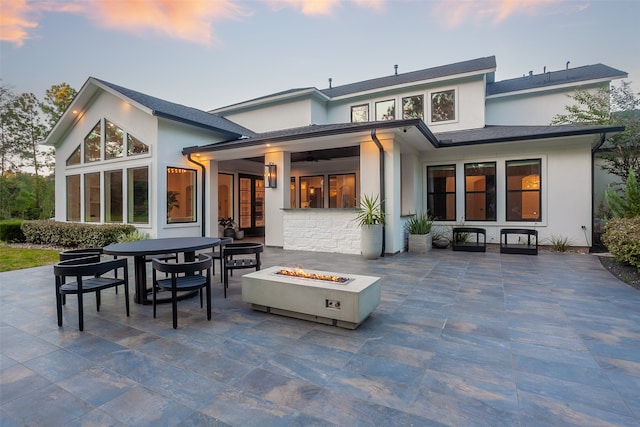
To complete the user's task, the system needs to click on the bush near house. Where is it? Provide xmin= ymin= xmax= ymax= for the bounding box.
xmin=0 ymin=220 xmax=26 ymax=243
xmin=21 ymin=220 xmax=135 ymax=248
xmin=602 ymin=217 xmax=640 ymax=270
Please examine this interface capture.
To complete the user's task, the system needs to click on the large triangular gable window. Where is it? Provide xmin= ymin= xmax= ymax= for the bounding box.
xmin=76 ymin=118 xmax=149 ymax=164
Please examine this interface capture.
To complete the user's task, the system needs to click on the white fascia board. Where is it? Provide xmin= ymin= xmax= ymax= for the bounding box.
xmin=485 ymin=77 xmax=619 ymax=100
xmin=211 ymin=88 xmax=329 ymax=114
xmin=328 ymin=68 xmax=495 ymax=101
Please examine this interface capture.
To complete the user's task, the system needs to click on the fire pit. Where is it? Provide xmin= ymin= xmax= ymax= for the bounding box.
xmin=242 ymin=266 xmax=381 ymax=329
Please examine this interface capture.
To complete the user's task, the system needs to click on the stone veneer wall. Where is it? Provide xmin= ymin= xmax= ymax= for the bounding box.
xmin=282 ymin=209 xmax=360 ymax=254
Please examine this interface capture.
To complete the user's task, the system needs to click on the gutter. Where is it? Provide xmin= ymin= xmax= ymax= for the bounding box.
xmin=370 ymin=129 xmax=385 ymax=257
xmin=186 ymin=153 xmax=207 ymax=237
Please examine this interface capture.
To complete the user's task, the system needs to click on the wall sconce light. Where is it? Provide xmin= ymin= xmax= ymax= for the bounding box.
xmin=264 ymin=163 xmax=277 ymax=188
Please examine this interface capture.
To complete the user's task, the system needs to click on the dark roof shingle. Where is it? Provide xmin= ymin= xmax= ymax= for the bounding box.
xmin=95 ymin=78 xmax=256 ymax=137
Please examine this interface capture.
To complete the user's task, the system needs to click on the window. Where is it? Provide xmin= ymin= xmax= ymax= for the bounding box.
xmin=167 ymin=167 xmax=196 ymax=223
xmin=218 ymin=173 xmax=233 ymax=220
xmin=128 ymin=167 xmax=149 ymax=224
xmin=84 ymin=121 xmax=101 ymax=163
xmin=427 ymin=165 xmax=456 ymax=220
xmin=290 ymin=177 xmax=296 ymax=208
xmin=66 ymin=175 xmax=80 ymax=221
xmin=402 ymin=95 xmax=424 ymax=119
xmin=464 ymin=162 xmax=496 ymax=221
xmin=430 ymin=89 xmax=456 ymax=123
xmin=375 ymin=99 xmax=395 ymax=121
xmin=351 ymin=104 xmax=369 ymax=123
xmin=127 ymin=133 xmax=149 ymax=156
xmin=105 ymin=170 xmax=123 ymax=222
xmin=66 ymin=145 xmax=81 ymax=166
xmin=84 ymin=172 xmax=100 ymax=222
xmin=105 ymin=120 xmax=124 ymax=159
xmin=329 ymin=174 xmax=356 ymax=208
xmin=506 ymin=159 xmax=541 ymax=221
xmin=300 ymin=175 xmax=324 ymax=208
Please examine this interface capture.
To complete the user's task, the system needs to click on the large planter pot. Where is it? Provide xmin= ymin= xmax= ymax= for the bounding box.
xmin=223 ymin=228 xmax=235 ymax=238
xmin=361 ymin=224 xmax=383 ymax=260
xmin=408 ymin=233 xmax=432 ymax=253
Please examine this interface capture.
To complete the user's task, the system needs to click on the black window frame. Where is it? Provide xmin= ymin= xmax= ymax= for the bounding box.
xmin=464 ymin=162 xmax=496 ymax=221
xmin=427 ymin=164 xmax=456 ymax=221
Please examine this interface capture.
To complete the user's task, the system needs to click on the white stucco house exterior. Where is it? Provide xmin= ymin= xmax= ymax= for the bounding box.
xmin=45 ymin=56 xmax=627 ymax=254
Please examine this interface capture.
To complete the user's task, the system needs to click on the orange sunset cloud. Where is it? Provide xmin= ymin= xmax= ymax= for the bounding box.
xmin=433 ymin=0 xmax=588 ymax=27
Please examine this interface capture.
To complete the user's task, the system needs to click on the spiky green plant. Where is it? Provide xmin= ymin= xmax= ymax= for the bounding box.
xmin=354 ymin=194 xmax=385 ymax=226
xmin=606 ymin=168 xmax=640 ymax=218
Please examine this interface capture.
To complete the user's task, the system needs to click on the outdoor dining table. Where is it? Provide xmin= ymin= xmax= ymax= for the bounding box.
xmin=103 ymin=237 xmax=220 ymax=305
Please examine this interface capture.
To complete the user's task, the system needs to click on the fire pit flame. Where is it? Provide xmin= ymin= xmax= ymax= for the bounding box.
xmin=276 ymin=267 xmax=350 ymax=284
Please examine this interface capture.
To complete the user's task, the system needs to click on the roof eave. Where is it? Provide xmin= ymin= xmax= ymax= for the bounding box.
xmin=211 ymin=88 xmax=329 ymax=115
xmin=486 ymin=74 xmax=628 ymax=99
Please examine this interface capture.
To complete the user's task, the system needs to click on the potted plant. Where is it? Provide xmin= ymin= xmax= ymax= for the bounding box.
xmin=354 ymin=194 xmax=385 ymax=260
xmin=218 ymin=217 xmax=236 ymax=238
xmin=406 ymin=211 xmax=433 ymax=253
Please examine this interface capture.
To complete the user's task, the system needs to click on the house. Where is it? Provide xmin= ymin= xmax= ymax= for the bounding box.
xmin=45 ymin=56 xmax=627 ymax=254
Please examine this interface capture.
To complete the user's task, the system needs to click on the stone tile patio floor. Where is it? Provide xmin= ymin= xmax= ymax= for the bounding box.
xmin=1 ymin=247 xmax=639 ymax=426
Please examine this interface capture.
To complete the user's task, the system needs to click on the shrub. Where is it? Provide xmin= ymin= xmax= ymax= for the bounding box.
xmin=406 ymin=212 xmax=433 ymax=234
xmin=606 ymin=168 xmax=640 ymax=218
xmin=602 ymin=217 xmax=640 ymax=269
xmin=547 ymin=235 xmax=572 ymax=252
xmin=116 ymin=230 xmax=149 ymax=242
xmin=21 ymin=220 xmax=136 ymax=248
xmin=0 ymin=220 xmax=25 ymax=243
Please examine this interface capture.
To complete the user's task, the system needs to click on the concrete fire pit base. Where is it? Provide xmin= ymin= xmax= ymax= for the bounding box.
xmin=242 ymin=266 xmax=381 ymax=329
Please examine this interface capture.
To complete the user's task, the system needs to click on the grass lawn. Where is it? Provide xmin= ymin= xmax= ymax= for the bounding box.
xmin=0 ymin=244 xmax=60 ymax=272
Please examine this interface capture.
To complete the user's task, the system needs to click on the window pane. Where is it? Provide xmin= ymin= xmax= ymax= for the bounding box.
xmin=464 ymin=162 xmax=496 ymax=221
xmin=167 ymin=167 xmax=196 ymax=223
xmin=84 ymin=172 xmax=100 ymax=222
xmin=427 ymin=165 xmax=456 ymax=220
xmin=105 ymin=170 xmax=123 ymax=222
xmin=329 ymin=174 xmax=356 ymax=208
xmin=300 ymin=175 xmax=324 ymax=208
xmin=84 ymin=121 xmax=101 ymax=162
xmin=431 ymin=89 xmax=455 ymax=122
xmin=375 ymin=99 xmax=395 ymax=121
xmin=128 ymin=167 xmax=148 ymax=224
xmin=402 ymin=95 xmax=424 ymax=119
xmin=127 ymin=133 xmax=149 ymax=156
xmin=254 ymin=179 xmax=264 ymax=227
xmin=105 ymin=120 xmax=124 ymax=159
xmin=218 ymin=173 xmax=233 ymax=220
xmin=66 ymin=145 xmax=81 ymax=166
xmin=506 ymin=159 xmax=541 ymax=221
xmin=66 ymin=175 xmax=80 ymax=221
xmin=290 ymin=177 xmax=296 ymax=208
xmin=351 ymin=104 xmax=369 ymax=123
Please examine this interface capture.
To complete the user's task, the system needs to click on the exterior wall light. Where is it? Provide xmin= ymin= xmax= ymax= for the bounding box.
xmin=265 ymin=163 xmax=277 ymax=188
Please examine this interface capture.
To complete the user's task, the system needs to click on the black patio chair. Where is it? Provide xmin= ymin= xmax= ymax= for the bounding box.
xmin=222 ymin=242 xmax=263 ymax=298
xmin=53 ymin=256 xmax=130 ymax=331
xmin=151 ymin=253 xmax=213 ymax=329
xmin=204 ymin=236 xmax=233 ymax=281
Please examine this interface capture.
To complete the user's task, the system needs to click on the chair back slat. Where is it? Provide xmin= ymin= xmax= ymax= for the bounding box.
xmin=151 ymin=253 xmax=212 ymax=274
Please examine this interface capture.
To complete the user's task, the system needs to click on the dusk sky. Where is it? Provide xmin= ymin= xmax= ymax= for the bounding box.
xmin=1 ymin=0 xmax=639 ymax=112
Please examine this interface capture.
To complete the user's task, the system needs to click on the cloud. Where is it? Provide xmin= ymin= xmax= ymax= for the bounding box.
xmin=0 ymin=0 xmax=39 ymax=47
xmin=1 ymin=0 xmax=252 ymax=46
xmin=266 ymin=0 xmax=385 ymax=15
xmin=432 ymin=0 xmax=587 ymax=27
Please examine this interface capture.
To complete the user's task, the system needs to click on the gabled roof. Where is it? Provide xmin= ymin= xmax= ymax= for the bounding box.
xmin=320 ymin=56 xmax=497 ymax=98
xmin=94 ymin=79 xmax=255 ymax=137
xmin=44 ymin=77 xmax=255 ymax=147
xmin=486 ymin=64 xmax=628 ymax=96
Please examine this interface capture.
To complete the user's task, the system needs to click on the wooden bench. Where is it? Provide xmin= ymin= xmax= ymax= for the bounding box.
xmin=452 ymin=227 xmax=486 ymax=252
xmin=500 ymin=228 xmax=538 ymax=255
xmin=222 ymin=243 xmax=264 ymax=298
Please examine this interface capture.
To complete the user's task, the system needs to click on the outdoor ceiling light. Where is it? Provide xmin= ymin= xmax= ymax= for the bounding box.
xmin=264 ymin=163 xmax=277 ymax=188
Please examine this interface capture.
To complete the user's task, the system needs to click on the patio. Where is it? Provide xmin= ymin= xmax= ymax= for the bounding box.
xmin=1 ymin=247 xmax=639 ymax=426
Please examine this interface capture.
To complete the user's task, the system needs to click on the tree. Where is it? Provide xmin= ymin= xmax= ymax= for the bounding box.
xmin=606 ymin=168 xmax=640 ymax=218
xmin=0 ymin=84 xmax=20 ymax=176
xmin=41 ymin=82 xmax=77 ymax=130
xmin=551 ymin=82 xmax=640 ymax=180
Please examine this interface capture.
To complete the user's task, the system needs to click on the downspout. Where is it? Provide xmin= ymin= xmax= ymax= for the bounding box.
xmin=370 ymin=129 xmax=385 ymax=256
xmin=187 ymin=153 xmax=207 ymax=237
xmin=590 ymin=133 xmax=608 ymax=251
